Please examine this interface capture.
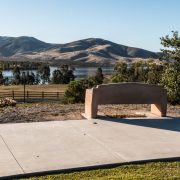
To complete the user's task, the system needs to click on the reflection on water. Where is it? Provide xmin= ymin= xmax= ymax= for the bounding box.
xmin=3 ymin=66 xmax=114 ymax=80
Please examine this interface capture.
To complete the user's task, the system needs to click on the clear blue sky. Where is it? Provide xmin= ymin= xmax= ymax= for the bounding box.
xmin=0 ymin=0 xmax=179 ymax=52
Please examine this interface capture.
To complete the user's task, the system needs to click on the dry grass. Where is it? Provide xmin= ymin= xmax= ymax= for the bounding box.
xmin=0 ymin=103 xmax=179 ymax=124
xmin=0 ymin=84 xmax=67 ymax=92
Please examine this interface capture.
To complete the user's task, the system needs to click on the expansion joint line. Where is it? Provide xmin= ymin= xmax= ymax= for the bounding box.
xmin=0 ymin=134 xmax=25 ymax=173
xmin=70 ymin=124 xmax=127 ymax=161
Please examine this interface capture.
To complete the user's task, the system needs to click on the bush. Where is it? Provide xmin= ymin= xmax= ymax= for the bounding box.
xmin=65 ymin=67 xmax=104 ymax=104
xmin=111 ymin=61 xmax=163 ymax=84
xmin=65 ymin=77 xmax=100 ymax=104
xmin=0 ymin=98 xmax=16 ymax=107
xmin=112 ymin=62 xmax=128 ymax=82
xmin=160 ymin=62 xmax=180 ymax=104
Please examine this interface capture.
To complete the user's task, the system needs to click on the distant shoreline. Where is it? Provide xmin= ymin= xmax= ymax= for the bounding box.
xmin=0 ymin=57 xmax=159 ymax=68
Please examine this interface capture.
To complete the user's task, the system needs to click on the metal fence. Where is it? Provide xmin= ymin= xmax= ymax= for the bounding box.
xmin=0 ymin=91 xmax=65 ymax=102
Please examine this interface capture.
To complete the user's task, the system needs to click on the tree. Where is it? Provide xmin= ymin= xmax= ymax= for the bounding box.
xmin=111 ymin=61 xmax=165 ymax=85
xmin=51 ymin=65 xmax=75 ymax=84
xmin=146 ymin=63 xmax=163 ymax=85
xmin=30 ymin=72 xmax=36 ymax=84
xmin=65 ymin=80 xmax=86 ymax=103
xmin=12 ymin=66 xmax=21 ymax=85
xmin=25 ymin=72 xmax=35 ymax=85
xmin=160 ymin=62 xmax=180 ymax=104
xmin=112 ymin=62 xmax=128 ymax=82
xmin=34 ymin=73 xmax=41 ymax=85
xmin=13 ymin=66 xmax=20 ymax=75
xmin=94 ymin=67 xmax=104 ymax=84
xmin=132 ymin=61 xmax=149 ymax=82
xmin=160 ymin=31 xmax=180 ymax=62
xmin=38 ymin=64 xmax=50 ymax=84
xmin=60 ymin=65 xmax=75 ymax=84
xmin=0 ymin=71 xmax=4 ymax=85
xmin=52 ymin=69 xmax=63 ymax=84
xmin=160 ymin=31 xmax=180 ymax=104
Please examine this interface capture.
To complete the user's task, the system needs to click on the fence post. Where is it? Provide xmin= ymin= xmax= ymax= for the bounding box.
xmin=12 ymin=91 xmax=14 ymax=99
xmin=42 ymin=91 xmax=44 ymax=99
xmin=27 ymin=91 xmax=29 ymax=100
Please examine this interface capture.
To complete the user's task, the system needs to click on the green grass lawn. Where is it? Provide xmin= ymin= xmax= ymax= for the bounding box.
xmin=19 ymin=161 xmax=180 ymax=180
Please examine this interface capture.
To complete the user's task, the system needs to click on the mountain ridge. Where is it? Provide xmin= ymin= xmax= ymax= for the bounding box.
xmin=0 ymin=36 xmax=159 ymax=65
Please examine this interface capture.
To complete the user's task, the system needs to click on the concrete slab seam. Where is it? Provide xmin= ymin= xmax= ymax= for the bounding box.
xmin=70 ymin=123 xmax=127 ymax=161
xmin=0 ymin=134 xmax=25 ymax=174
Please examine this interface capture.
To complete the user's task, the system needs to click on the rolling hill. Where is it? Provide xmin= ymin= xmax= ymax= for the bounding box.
xmin=0 ymin=36 xmax=159 ymax=65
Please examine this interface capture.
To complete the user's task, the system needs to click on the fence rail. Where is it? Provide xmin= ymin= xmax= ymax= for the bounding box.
xmin=0 ymin=91 xmax=65 ymax=102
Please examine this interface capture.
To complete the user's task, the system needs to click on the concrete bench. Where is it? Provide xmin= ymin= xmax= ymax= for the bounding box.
xmin=84 ymin=83 xmax=167 ymax=119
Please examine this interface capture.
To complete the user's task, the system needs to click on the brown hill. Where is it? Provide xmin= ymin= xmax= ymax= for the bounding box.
xmin=0 ymin=36 xmax=159 ymax=65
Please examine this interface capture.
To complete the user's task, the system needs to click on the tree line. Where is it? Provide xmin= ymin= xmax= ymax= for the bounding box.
xmin=0 ymin=61 xmax=41 ymax=70
xmin=0 ymin=64 xmax=75 ymax=85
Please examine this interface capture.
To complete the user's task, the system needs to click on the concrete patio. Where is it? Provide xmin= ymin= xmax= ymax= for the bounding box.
xmin=0 ymin=117 xmax=180 ymax=179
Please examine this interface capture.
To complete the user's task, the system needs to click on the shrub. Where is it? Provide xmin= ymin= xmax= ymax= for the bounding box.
xmin=65 ymin=67 xmax=104 ymax=104
xmin=160 ymin=62 xmax=180 ymax=104
xmin=65 ymin=77 xmax=100 ymax=104
xmin=0 ymin=98 xmax=16 ymax=107
xmin=112 ymin=62 xmax=128 ymax=82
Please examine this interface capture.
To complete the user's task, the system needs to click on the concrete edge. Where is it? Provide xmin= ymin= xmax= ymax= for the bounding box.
xmin=81 ymin=113 xmax=90 ymax=120
xmin=1 ymin=157 xmax=180 ymax=180
xmin=81 ymin=113 xmax=97 ymax=120
xmin=81 ymin=112 xmax=174 ymax=121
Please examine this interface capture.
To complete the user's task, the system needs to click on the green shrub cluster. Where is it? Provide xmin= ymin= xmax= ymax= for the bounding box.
xmin=65 ymin=68 xmax=104 ymax=103
xmin=111 ymin=61 xmax=163 ymax=84
xmin=160 ymin=62 xmax=180 ymax=104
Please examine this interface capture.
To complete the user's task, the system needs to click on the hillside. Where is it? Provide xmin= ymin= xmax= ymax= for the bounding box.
xmin=0 ymin=36 xmax=159 ymax=65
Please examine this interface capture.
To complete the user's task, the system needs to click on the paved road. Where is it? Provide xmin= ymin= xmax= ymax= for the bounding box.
xmin=0 ymin=117 xmax=180 ymax=178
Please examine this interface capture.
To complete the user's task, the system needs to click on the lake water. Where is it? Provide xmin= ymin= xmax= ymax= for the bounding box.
xmin=2 ymin=66 xmax=114 ymax=81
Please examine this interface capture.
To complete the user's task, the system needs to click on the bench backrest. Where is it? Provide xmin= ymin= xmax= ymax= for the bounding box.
xmin=92 ymin=83 xmax=166 ymax=105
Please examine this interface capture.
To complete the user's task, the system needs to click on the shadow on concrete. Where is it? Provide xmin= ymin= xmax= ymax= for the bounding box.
xmin=97 ymin=116 xmax=180 ymax=132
